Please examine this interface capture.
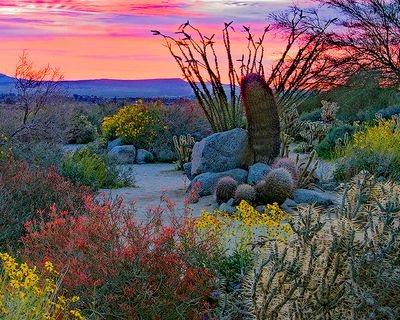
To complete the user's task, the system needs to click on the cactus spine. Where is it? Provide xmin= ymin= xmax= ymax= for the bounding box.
xmin=214 ymin=176 xmax=239 ymax=204
xmin=240 ymin=73 xmax=281 ymax=164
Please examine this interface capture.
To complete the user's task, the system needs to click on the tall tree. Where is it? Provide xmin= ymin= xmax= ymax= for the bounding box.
xmin=319 ymin=0 xmax=400 ymax=86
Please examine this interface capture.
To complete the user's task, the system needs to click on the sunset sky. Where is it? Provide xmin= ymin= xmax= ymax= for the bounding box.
xmin=0 ymin=0 xmax=313 ymax=80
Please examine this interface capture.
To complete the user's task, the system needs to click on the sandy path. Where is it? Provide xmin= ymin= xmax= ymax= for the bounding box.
xmin=99 ymin=163 xmax=215 ymax=220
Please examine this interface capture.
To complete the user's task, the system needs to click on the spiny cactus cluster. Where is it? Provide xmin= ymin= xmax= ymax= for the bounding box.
xmin=255 ymin=168 xmax=294 ymax=205
xmin=273 ymin=157 xmax=299 ymax=186
xmin=241 ymin=172 xmax=400 ymax=320
xmin=173 ymin=134 xmax=195 ymax=170
xmin=240 ymin=73 xmax=281 ymax=164
xmin=234 ymin=184 xmax=257 ymax=205
xmin=215 ymin=176 xmax=239 ymax=204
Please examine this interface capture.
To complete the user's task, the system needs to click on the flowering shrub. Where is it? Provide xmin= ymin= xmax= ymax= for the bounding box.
xmin=335 ymin=115 xmax=400 ymax=181
xmin=20 ymin=195 xmax=221 ymax=319
xmin=0 ymin=252 xmax=84 ymax=319
xmin=0 ymin=158 xmax=90 ymax=249
xmin=101 ymin=100 xmax=163 ymax=148
xmin=195 ymin=200 xmax=292 ymax=251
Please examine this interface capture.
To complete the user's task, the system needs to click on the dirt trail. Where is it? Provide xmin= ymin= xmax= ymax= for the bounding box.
xmin=99 ymin=163 xmax=214 ymax=220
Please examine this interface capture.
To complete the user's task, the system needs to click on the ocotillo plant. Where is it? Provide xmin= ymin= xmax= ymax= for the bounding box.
xmin=173 ymin=134 xmax=195 ymax=170
xmin=241 ymin=73 xmax=281 ymax=164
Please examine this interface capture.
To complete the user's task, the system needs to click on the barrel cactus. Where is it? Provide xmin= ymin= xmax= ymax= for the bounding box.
xmin=255 ymin=168 xmax=294 ymax=204
xmin=273 ymin=157 xmax=299 ymax=187
xmin=215 ymin=176 xmax=238 ymax=204
xmin=234 ymin=184 xmax=257 ymax=205
xmin=240 ymin=73 xmax=281 ymax=164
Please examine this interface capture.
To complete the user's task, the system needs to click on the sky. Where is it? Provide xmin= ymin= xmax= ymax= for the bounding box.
xmin=0 ymin=0 xmax=312 ymax=80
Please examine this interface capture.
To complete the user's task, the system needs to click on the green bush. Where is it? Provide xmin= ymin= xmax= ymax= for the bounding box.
xmin=61 ymin=149 xmax=132 ymax=190
xmin=334 ymin=116 xmax=400 ymax=182
xmin=12 ymin=141 xmax=64 ymax=169
xmin=316 ymin=124 xmax=355 ymax=159
xmin=67 ymin=114 xmax=97 ymax=144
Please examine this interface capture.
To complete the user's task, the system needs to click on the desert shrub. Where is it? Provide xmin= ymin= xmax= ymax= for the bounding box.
xmin=150 ymin=100 xmax=211 ymax=161
xmin=334 ymin=116 xmax=400 ymax=181
xmin=0 ymin=253 xmax=84 ymax=319
xmin=316 ymin=124 xmax=355 ymax=159
xmin=61 ymin=149 xmax=131 ymax=190
xmin=244 ymin=173 xmax=400 ymax=319
xmin=101 ymin=100 xmax=163 ymax=148
xmin=0 ymin=158 xmax=90 ymax=250
xmin=20 ymin=196 xmax=221 ymax=319
xmin=67 ymin=114 xmax=97 ymax=144
xmin=196 ymin=201 xmax=292 ymax=318
xmin=12 ymin=141 xmax=64 ymax=169
xmin=299 ymin=109 xmax=321 ymax=122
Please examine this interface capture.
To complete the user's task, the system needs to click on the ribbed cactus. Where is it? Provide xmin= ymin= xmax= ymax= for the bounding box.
xmin=240 ymin=73 xmax=281 ymax=164
xmin=273 ymin=157 xmax=299 ymax=187
xmin=234 ymin=184 xmax=257 ymax=205
xmin=255 ymin=168 xmax=294 ymax=204
xmin=215 ymin=176 xmax=238 ymax=204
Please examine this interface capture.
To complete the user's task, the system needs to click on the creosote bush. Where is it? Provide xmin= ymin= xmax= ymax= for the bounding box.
xmin=61 ymin=149 xmax=131 ymax=190
xmin=67 ymin=114 xmax=97 ymax=144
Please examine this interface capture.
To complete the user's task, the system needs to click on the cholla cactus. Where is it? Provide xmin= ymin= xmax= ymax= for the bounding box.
xmin=321 ymin=100 xmax=339 ymax=123
xmin=173 ymin=134 xmax=195 ymax=170
xmin=299 ymin=121 xmax=330 ymax=152
xmin=296 ymin=150 xmax=319 ymax=189
xmin=240 ymin=73 xmax=281 ymax=163
xmin=255 ymin=168 xmax=294 ymax=204
xmin=234 ymin=184 xmax=257 ymax=205
xmin=243 ymin=173 xmax=400 ymax=320
xmin=215 ymin=176 xmax=239 ymax=204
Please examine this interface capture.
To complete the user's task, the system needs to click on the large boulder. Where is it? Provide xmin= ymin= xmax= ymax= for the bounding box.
xmin=107 ymin=137 xmax=123 ymax=151
xmin=293 ymin=189 xmax=336 ymax=206
xmin=191 ymin=128 xmax=250 ymax=176
xmin=183 ymin=162 xmax=194 ymax=181
xmin=108 ymin=145 xmax=136 ymax=164
xmin=247 ymin=162 xmax=271 ymax=185
xmin=189 ymin=168 xmax=248 ymax=197
xmin=136 ymin=149 xmax=154 ymax=164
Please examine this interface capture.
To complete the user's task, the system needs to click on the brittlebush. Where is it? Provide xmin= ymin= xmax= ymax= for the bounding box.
xmin=101 ymin=100 xmax=164 ymax=148
xmin=0 ymin=253 xmax=84 ymax=319
xmin=195 ymin=200 xmax=292 ymax=250
xmin=335 ymin=115 xmax=400 ymax=181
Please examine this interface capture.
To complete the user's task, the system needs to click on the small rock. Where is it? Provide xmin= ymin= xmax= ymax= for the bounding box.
xmin=156 ymin=149 xmax=176 ymax=162
xmin=136 ymin=149 xmax=154 ymax=164
xmin=283 ymin=198 xmax=298 ymax=208
xmin=247 ymin=162 xmax=271 ymax=185
xmin=227 ymin=198 xmax=235 ymax=206
xmin=108 ymin=145 xmax=136 ymax=164
xmin=255 ymin=205 xmax=266 ymax=212
xmin=219 ymin=203 xmax=236 ymax=215
xmin=107 ymin=137 xmax=123 ymax=151
xmin=191 ymin=128 xmax=251 ymax=176
xmin=293 ymin=189 xmax=336 ymax=206
xmin=189 ymin=168 xmax=248 ymax=197
xmin=183 ymin=162 xmax=194 ymax=181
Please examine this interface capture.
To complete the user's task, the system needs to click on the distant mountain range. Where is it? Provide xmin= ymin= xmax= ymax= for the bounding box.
xmin=0 ymin=73 xmax=194 ymax=98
